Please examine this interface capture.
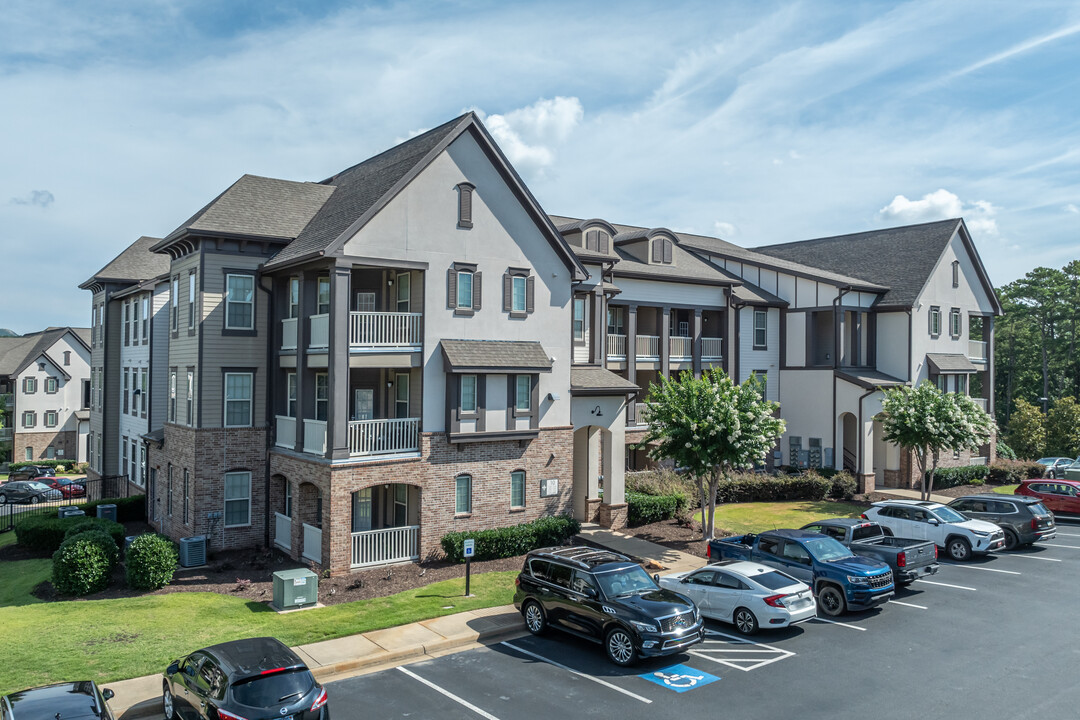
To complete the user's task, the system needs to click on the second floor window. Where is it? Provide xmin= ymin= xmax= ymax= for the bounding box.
xmin=315 ymin=373 xmax=328 ymax=421
xmin=753 ymin=310 xmax=768 ymax=349
xmin=141 ymin=369 xmax=148 ymax=417
xmin=461 ymin=375 xmax=477 ymax=415
xmin=226 ymin=274 xmax=254 ymax=330
xmin=169 ymin=371 xmax=177 ymax=422
xmin=515 ymin=375 xmax=531 ymax=413
xmin=45 ymin=377 xmax=58 ymax=393
xmin=186 ymin=371 xmax=194 ymax=425
xmin=224 ymin=372 xmax=253 ymax=427
xmin=608 ymin=306 xmax=624 ymax=335
xmin=171 ymin=275 xmax=179 ymax=332
xmin=132 ymin=299 xmax=140 ymax=344
xmin=288 ymin=277 xmax=300 ymax=318
xmin=929 ymin=306 xmax=942 ymax=337
xmin=512 ymin=276 xmax=526 ymax=312
xmin=286 ymin=372 xmax=297 ymax=417
xmin=142 ymin=296 xmax=149 ymax=340
xmin=573 ymin=298 xmax=586 ymax=341
xmin=950 ymin=309 xmax=962 ymax=339
xmin=188 ymin=271 xmax=197 ymax=329
xmin=457 ymin=271 xmax=473 ymax=309
xmin=23 ymin=377 xmax=36 ymax=394
xmin=317 ymin=276 xmax=331 ymax=315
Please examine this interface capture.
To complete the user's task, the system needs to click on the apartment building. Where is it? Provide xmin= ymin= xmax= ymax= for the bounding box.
xmin=0 ymin=328 xmax=91 ymax=464
xmin=83 ymin=111 xmax=999 ymax=575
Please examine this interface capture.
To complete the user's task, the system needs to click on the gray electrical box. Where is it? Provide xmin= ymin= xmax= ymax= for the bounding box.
xmin=273 ymin=568 xmax=318 ymax=610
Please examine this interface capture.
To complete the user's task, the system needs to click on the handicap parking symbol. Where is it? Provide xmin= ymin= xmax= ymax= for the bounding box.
xmin=640 ymin=663 xmax=720 ymax=693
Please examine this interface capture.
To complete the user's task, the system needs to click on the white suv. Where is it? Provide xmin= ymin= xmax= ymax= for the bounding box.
xmin=863 ymin=500 xmax=1006 ymax=561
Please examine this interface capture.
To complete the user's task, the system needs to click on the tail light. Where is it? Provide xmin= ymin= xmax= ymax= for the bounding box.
xmin=706 ymin=544 xmax=712 ymax=559
xmin=310 ymin=687 xmax=328 ymax=712
xmin=897 ymin=552 xmax=906 ymax=568
xmin=860 ymin=513 xmax=868 ymax=519
xmin=514 ymin=576 xmax=520 ymax=587
xmin=763 ymin=594 xmax=787 ymax=608
xmin=217 ymin=710 xmax=249 ymax=720
xmin=933 ymin=545 xmax=938 ymax=559
xmin=1032 ymin=517 xmax=1038 ymax=530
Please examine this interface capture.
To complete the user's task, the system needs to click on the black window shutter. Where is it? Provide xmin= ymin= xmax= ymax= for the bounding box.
xmin=503 ymin=273 xmax=512 ymax=312
xmin=526 ymin=275 xmax=535 ymax=313
xmin=599 ymin=232 xmax=609 ymax=254
xmin=663 ymin=239 xmax=672 ymax=264
xmin=447 ymin=268 xmax=457 ymax=309
xmin=473 ymin=271 xmax=482 ymax=310
xmin=652 ymin=240 xmax=662 ymax=263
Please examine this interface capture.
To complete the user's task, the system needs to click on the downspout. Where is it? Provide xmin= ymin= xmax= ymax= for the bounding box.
xmin=257 ymin=272 xmax=274 ymax=550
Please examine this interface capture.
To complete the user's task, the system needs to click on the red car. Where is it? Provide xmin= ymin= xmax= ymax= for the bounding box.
xmin=48 ymin=478 xmax=86 ymax=499
xmin=1016 ymin=479 xmax=1080 ymax=516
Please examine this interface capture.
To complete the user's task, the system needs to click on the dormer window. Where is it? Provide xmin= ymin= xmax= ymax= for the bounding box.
xmin=585 ymin=229 xmax=610 ymax=253
xmin=456 ymin=182 xmax=475 ymax=229
xmin=651 ymin=237 xmax=673 ymax=264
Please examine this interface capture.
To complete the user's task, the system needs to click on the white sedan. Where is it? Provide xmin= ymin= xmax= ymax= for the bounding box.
xmin=659 ymin=560 xmax=816 ymax=635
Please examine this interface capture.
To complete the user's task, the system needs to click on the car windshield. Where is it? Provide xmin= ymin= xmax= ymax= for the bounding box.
xmin=933 ymin=507 xmax=968 ymax=523
xmin=231 ymin=669 xmax=315 ymax=707
xmin=28 ymin=482 xmax=52 ymax=491
xmin=595 ymin=566 xmax=658 ymax=597
xmin=753 ymin=570 xmax=801 ymax=591
xmin=804 ymin=537 xmax=854 ymax=562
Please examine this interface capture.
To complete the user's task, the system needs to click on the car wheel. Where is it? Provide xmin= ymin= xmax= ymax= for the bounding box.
xmin=162 ymin=683 xmax=175 ymax=720
xmin=733 ymin=607 xmax=759 ymax=635
xmin=947 ymin=537 xmax=972 ymax=561
xmin=605 ymin=627 xmax=638 ymax=667
xmin=1003 ymin=529 xmax=1019 ymax=551
xmin=818 ymin=585 xmax=846 ymax=617
xmin=29 ymin=496 xmax=39 ymax=505
xmin=523 ymin=600 xmax=547 ymax=636
xmin=0 ymin=494 xmax=6 ymax=504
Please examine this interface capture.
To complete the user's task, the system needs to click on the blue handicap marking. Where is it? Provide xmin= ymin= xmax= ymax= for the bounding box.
xmin=639 ymin=663 xmax=720 ymax=693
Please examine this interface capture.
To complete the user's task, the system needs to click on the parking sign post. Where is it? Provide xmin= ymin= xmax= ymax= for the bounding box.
xmin=463 ymin=539 xmax=475 ymax=597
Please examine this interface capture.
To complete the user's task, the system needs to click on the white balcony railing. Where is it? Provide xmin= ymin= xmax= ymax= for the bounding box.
xmin=350 ymin=311 xmax=422 ymax=349
xmin=636 ymin=335 xmax=660 ymax=360
xmin=309 ymin=313 xmax=329 ymax=349
xmin=275 ymin=415 xmax=296 ymax=448
xmin=352 ymin=525 xmax=420 ymax=568
xmin=303 ymin=419 xmax=327 ymax=455
xmin=607 ymin=334 xmax=627 ymax=359
xmin=281 ymin=317 xmax=297 ymax=350
xmin=971 ymin=397 xmax=988 ymax=411
xmin=349 ymin=417 xmax=420 ymax=457
xmin=969 ymin=340 xmax=988 ymax=362
xmin=670 ymin=336 xmax=692 ymax=360
xmin=702 ymin=337 xmax=724 ymax=360
xmin=274 ymin=512 xmax=292 ymax=550
xmin=302 ymin=523 xmax=322 ymax=563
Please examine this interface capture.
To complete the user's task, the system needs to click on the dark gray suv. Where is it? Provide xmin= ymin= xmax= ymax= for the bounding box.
xmin=0 ymin=481 xmax=62 ymax=504
xmin=947 ymin=494 xmax=1056 ymax=549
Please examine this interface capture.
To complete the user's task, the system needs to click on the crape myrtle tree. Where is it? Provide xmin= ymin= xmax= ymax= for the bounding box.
xmin=881 ymin=381 xmax=995 ymax=501
xmin=640 ymin=369 xmax=785 ymax=542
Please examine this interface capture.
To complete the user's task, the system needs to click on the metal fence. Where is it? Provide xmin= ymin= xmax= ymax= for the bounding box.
xmin=0 ymin=475 xmax=133 ymax=533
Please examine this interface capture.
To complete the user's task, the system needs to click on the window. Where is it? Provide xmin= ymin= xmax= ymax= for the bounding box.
xmin=24 ymin=447 xmax=32 ymax=461
xmin=188 ymin=271 xmax=197 ymax=329
xmin=124 ymin=369 xmax=130 ymax=414
xmin=133 ymin=298 xmax=140 ymax=344
xmin=457 ymin=271 xmax=473 ymax=308
xmin=183 ymin=469 xmax=190 ymax=525
xmin=753 ymin=310 xmax=768 ymax=349
xmin=512 ymin=276 xmax=526 ymax=312
xmin=167 ymin=465 xmax=174 ymax=516
xmin=63 ymin=351 xmax=70 ymax=366
xmin=46 ymin=446 xmax=55 ymax=460
xmin=44 ymin=411 xmax=57 ymax=428
xmin=572 ymin=298 xmax=585 ymax=341
xmin=753 ymin=370 xmax=768 ymax=400
xmin=45 ymin=377 xmax=57 ymax=393
xmin=22 ymin=411 xmax=35 ymax=428
xmin=284 ymin=482 xmax=292 ymax=517
xmin=929 ymin=306 xmax=941 ymax=336
xmin=957 ymin=374 xmax=968 ymax=395
xmin=286 ymin=372 xmax=297 ymax=417
xmin=460 ymin=375 xmax=477 ymax=415
xmin=456 ymin=182 xmax=475 ymax=229
xmin=950 ymin=308 xmax=962 ymax=339
xmin=585 ymin=229 xmax=610 ymax=253
xmin=225 ymin=274 xmax=254 ymax=330
xmin=141 ymin=368 xmax=148 ymax=417
xmin=122 ymin=438 xmax=129 ymax=479
xmin=139 ymin=445 xmax=146 ymax=487
xmin=395 ymin=373 xmax=409 ymax=418
xmin=314 ymin=372 xmax=328 ymax=422
xmin=123 ymin=301 xmax=130 ymax=346
xmin=23 ymin=377 xmax=36 ymax=394
xmin=288 ymin=277 xmax=300 ymax=318
xmin=515 ymin=375 xmax=531 ymax=413
xmin=503 ymin=270 xmax=533 ymax=316
xmin=511 ymin=470 xmax=525 ymax=508
xmin=225 ymin=471 xmax=251 ymax=527
xmin=936 ymin=374 xmax=947 ymax=393
xmin=171 ymin=275 xmax=179 ymax=332
xmin=651 ymin=237 xmax=673 ymax=264
xmin=396 ymin=273 xmax=411 ymax=312
xmin=142 ymin=296 xmax=149 ymax=340
xmin=607 ymin=306 xmax=624 ymax=335
xmin=224 ymin=372 xmax=253 ymax=427
xmin=131 ymin=439 xmax=139 ymax=486
xmin=952 ymin=260 xmax=960 ymax=288
xmin=447 ymin=263 xmax=480 ymax=313
xmin=455 ymin=474 xmax=472 ymax=514
xmin=354 ymin=291 xmax=375 ymax=312
xmin=317 ymin=276 xmax=331 ymax=315
xmin=82 ymin=379 xmax=90 ymax=409
xmin=186 ymin=370 xmax=194 ymax=425
xmin=394 ymin=484 xmax=407 ymax=526
xmin=169 ymin=371 xmax=177 ymax=422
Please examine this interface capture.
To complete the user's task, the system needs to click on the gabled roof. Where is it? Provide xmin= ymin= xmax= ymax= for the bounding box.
xmin=570 ymin=366 xmax=640 ymax=396
xmin=751 ymin=219 xmax=1000 ymax=312
xmin=926 ymin=353 xmax=978 ymax=374
xmin=440 ymin=339 xmax=553 ymax=373
xmin=80 ymin=236 xmax=170 ymax=289
xmin=0 ymin=327 xmax=89 ymax=377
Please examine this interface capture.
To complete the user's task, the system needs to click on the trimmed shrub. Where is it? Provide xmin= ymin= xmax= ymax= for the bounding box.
xmin=125 ymin=533 xmax=179 ymax=590
xmin=988 ymin=459 xmax=1046 ymax=484
xmin=714 ymin=472 xmax=831 ymax=503
xmin=828 ymin=472 xmax=858 ymax=500
xmin=15 ymin=516 xmax=82 ymax=553
xmin=52 ymin=530 xmax=118 ymax=596
xmin=627 ymin=470 xmax=700 ymax=506
xmin=78 ymin=495 xmax=146 ymax=522
xmin=9 ymin=460 xmax=86 ymax=473
xmin=441 ymin=514 xmax=580 ymax=563
xmin=929 ymin=465 xmax=990 ymax=490
xmin=63 ymin=517 xmax=125 ymax=548
xmin=627 ymin=492 xmax=688 ymax=526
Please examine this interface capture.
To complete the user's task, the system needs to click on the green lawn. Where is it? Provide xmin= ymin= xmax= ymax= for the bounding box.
xmin=0 ymin=531 xmax=50 ymax=608
xmin=0 ymin=570 xmax=517 ymax=694
xmin=993 ymin=484 xmax=1019 ymax=495
xmin=696 ymin=500 xmax=866 ymax=535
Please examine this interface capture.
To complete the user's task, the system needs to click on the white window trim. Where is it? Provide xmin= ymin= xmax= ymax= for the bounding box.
xmin=224 ymin=372 xmax=254 ymax=428
xmin=753 ymin=310 xmax=768 ymax=349
xmin=225 ymin=273 xmax=255 ymax=330
xmin=44 ymin=411 xmax=58 ymax=428
xmin=188 ymin=271 xmax=197 ymax=329
xmin=457 ymin=271 xmax=474 ymax=310
xmin=511 ymin=275 xmax=527 ymax=313
xmin=224 ymin=470 xmax=252 ymax=528
xmin=460 ymin=374 xmax=478 ymax=415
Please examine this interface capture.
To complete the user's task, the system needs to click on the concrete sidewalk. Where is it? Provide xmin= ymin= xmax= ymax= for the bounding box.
xmin=577 ymin=523 xmax=707 ymax=573
xmin=872 ymin=487 xmax=954 ymax=504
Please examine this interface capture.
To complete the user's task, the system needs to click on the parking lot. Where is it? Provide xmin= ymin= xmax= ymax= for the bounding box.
xmin=328 ymin=518 xmax=1080 ymax=719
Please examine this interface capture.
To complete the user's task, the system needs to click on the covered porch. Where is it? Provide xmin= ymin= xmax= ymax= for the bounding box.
xmin=351 ymin=483 xmax=421 ymax=568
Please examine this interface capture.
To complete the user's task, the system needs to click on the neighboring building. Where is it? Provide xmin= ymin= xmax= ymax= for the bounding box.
xmin=0 ymin=328 xmax=91 ymax=465
xmin=82 ymin=111 xmax=999 ymax=574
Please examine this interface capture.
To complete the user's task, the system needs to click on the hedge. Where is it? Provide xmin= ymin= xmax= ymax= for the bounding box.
xmin=828 ymin=472 xmax=858 ymax=500
xmin=929 ymin=465 xmax=989 ymax=489
xmin=16 ymin=516 xmax=87 ymax=554
xmin=441 ymin=514 xmax=580 ymax=563
xmin=52 ymin=530 xmax=118 ymax=596
xmin=988 ymin=459 xmax=1046 ymax=484
xmin=77 ymin=495 xmax=146 ymax=522
xmin=627 ymin=492 xmax=688 ymax=526
xmin=64 ymin=517 xmax=125 ymax=548
xmin=713 ymin=473 xmax=831 ymax=503
xmin=8 ymin=460 xmax=88 ymax=474
xmin=126 ymin=533 xmax=179 ymax=590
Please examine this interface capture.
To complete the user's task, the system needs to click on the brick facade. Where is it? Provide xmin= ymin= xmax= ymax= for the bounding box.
xmin=881 ymin=429 xmax=998 ymax=490
xmin=13 ymin=430 xmax=78 ymax=464
xmin=268 ymin=427 xmax=575 ymax=575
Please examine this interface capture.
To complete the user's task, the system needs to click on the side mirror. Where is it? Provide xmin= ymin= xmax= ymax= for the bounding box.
xmin=800 ymin=556 xmax=812 ymax=565
xmin=102 ymin=689 xmax=114 ymax=701
xmin=167 ymin=662 xmax=179 ymax=676
xmin=929 ymin=519 xmax=940 ymax=526
xmin=653 ymin=574 xmax=661 ymax=584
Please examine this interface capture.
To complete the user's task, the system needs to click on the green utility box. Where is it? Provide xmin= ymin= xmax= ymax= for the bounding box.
xmin=272 ymin=568 xmax=318 ymax=610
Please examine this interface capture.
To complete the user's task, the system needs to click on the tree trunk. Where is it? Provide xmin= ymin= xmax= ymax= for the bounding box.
xmin=705 ymin=469 xmax=720 ymax=541
xmin=1041 ymin=324 xmax=1050 ymax=413
xmin=915 ymin=449 xmax=930 ymax=501
xmin=925 ymin=450 xmax=940 ymax=501
xmin=699 ymin=479 xmax=709 ymax=542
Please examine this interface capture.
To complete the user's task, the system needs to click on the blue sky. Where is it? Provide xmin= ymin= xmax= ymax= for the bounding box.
xmin=2 ymin=0 xmax=1079 ymax=333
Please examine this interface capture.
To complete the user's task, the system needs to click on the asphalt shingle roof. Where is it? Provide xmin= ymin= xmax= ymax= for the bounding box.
xmin=926 ymin=353 xmax=978 ymax=374
xmin=440 ymin=339 xmax=553 ymax=373
xmin=0 ymin=328 xmax=89 ymax=377
xmin=81 ymin=236 xmax=170 ymax=288
xmin=570 ymin=367 xmax=640 ymax=395
xmin=836 ymin=368 xmax=907 ymax=390
xmin=751 ymin=219 xmax=961 ymax=307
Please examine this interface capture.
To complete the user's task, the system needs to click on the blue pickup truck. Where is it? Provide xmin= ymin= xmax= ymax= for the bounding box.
xmin=708 ymin=529 xmax=895 ymax=617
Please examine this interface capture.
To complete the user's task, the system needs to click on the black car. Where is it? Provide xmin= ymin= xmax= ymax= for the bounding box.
xmin=947 ymin=494 xmax=1057 ymax=549
xmin=7 ymin=466 xmax=55 ymax=483
xmin=162 ymin=637 xmax=329 ymax=720
xmin=2 ymin=681 xmax=115 ymax=720
xmin=0 ymin=481 xmax=63 ymax=504
xmin=513 ymin=546 xmax=704 ymax=666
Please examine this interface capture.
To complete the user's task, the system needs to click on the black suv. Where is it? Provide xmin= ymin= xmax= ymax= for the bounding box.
xmin=947 ymin=494 xmax=1057 ymax=549
xmin=2 ymin=681 xmax=116 ymax=720
xmin=163 ymin=637 xmax=329 ymax=720
xmin=7 ymin=466 xmax=55 ymax=483
xmin=513 ymin=546 xmax=704 ymax=666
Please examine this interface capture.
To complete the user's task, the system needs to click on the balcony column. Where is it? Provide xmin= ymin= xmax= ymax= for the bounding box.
xmin=295 ymin=271 xmax=318 ymax=454
xmin=987 ymin=316 xmax=995 ymax=417
xmin=591 ymin=286 xmax=605 ymax=365
xmin=660 ymin=306 xmax=671 ymax=379
xmin=692 ymin=309 xmax=703 ymax=378
xmin=328 ymin=263 xmax=351 ymax=460
xmin=627 ymin=304 xmax=638 ymax=424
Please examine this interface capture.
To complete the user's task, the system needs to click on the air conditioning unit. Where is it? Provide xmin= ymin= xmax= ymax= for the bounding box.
xmin=178 ymin=535 xmax=207 ymax=567
xmin=273 ymin=568 xmax=318 ymax=610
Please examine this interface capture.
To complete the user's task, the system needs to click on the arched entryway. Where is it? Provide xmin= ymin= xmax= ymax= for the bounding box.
xmin=271 ymin=474 xmax=292 ymax=552
xmin=350 ymin=484 xmax=420 ymax=568
xmin=297 ymin=481 xmax=323 ymax=564
xmin=840 ymin=412 xmax=858 ymax=474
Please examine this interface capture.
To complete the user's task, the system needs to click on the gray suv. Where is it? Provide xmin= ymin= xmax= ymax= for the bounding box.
xmin=947 ymin=494 xmax=1056 ymax=549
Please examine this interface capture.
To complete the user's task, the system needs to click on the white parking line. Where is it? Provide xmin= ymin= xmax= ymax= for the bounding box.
xmin=397 ymin=666 xmax=502 ymax=720
xmin=1009 ymin=554 xmax=1062 ymax=562
xmin=809 ymin=617 xmax=867 ymax=631
xmin=888 ymin=600 xmax=928 ymax=609
xmin=940 ymin=563 xmax=1021 ymax=575
xmin=915 ymin=579 xmax=977 ymax=591
xmin=1053 ymin=532 xmax=1080 ymax=537
xmin=1041 ymin=543 xmax=1080 ymax=549
xmin=691 ymin=629 xmax=796 ymax=671
xmin=500 ymin=641 xmax=653 ymax=704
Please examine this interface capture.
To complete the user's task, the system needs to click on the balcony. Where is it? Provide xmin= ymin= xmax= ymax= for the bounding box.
xmin=350 ymin=312 xmax=421 ymax=350
xmin=607 ymin=334 xmax=627 ymax=360
xmin=636 ymin=335 xmax=660 ymax=361
xmin=303 ymin=419 xmax=327 ymax=454
xmin=969 ymin=340 xmax=988 ymax=363
xmin=702 ymin=337 xmax=723 ymax=360
xmin=348 ymin=417 xmax=420 ymax=456
xmin=309 ymin=314 xmax=329 ymax=350
xmin=669 ymin=336 xmax=692 ymax=361
xmin=275 ymin=416 xmax=297 ymax=448
xmin=281 ymin=318 xmax=298 ymax=350
xmin=352 ymin=525 xmax=420 ymax=568
xmin=971 ymin=397 xmax=988 ymax=411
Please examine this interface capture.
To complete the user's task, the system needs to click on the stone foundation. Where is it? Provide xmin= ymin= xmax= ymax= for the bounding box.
xmin=597 ymin=502 xmax=628 ymax=530
xmin=584 ymin=498 xmax=601 ymax=523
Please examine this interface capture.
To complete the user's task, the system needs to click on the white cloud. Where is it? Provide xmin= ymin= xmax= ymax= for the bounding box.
xmin=476 ymin=97 xmax=584 ymax=179
xmin=1066 ymin=203 xmax=1079 ymax=214
xmin=714 ymin=221 xmax=737 ymax=237
xmin=878 ymin=189 xmax=999 ymax=235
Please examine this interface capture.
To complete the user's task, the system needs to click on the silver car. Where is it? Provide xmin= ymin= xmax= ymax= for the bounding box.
xmin=0 ymin=480 xmax=63 ymax=504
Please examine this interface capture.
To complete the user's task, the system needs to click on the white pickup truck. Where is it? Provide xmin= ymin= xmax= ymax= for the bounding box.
xmin=862 ymin=499 xmax=1005 ymax=561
